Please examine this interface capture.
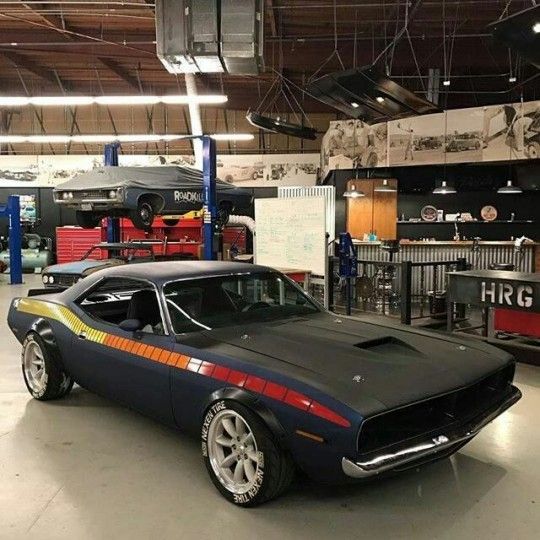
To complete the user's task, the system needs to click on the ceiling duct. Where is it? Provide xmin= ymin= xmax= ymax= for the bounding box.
xmin=488 ymin=5 xmax=540 ymax=69
xmin=306 ymin=65 xmax=439 ymax=124
xmin=220 ymin=0 xmax=264 ymax=75
xmin=156 ymin=0 xmax=223 ymax=74
xmin=156 ymin=0 xmax=262 ymax=75
xmin=246 ymin=112 xmax=317 ymax=140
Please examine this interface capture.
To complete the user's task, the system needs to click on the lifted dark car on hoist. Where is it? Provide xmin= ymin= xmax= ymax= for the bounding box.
xmin=8 ymin=261 xmax=521 ymax=506
xmin=53 ymin=166 xmax=253 ymax=230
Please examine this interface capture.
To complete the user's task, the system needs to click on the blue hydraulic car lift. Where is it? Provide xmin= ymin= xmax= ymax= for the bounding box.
xmin=104 ymin=142 xmax=121 ymax=244
xmin=0 ymin=195 xmax=23 ymax=284
xmin=103 ymin=136 xmax=218 ymax=260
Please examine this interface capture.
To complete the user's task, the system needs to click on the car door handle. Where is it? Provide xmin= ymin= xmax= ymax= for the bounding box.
xmin=78 ymin=331 xmax=87 ymax=340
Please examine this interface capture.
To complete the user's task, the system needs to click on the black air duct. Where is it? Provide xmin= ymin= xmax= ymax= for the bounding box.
xmin=246 ymin=112 xmax=317 ymax=140
xmin=488 ymin=5 xmax=540 ymax=69
xmin=307 ymin=65 xmax=439 ymax=124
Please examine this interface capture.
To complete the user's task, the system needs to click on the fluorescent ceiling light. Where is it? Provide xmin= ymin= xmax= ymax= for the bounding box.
xmin=508 ymin=76 xmax=517 ymax=83
xmin=442 ymin=80 xmax=451 ymax=87
xmin=351 ymin=102 xmax=359 ymax=108
xmin=533 ymin=22 xmax=540 ymax=33
xmin=0 ymin=133 xmax=252 ymax=144
xmin=376 ymin=96 xmax=385 ymax=103
xmin=0 ymin=94 xmax=228 ymax=107
xmin=32 ymin=96 xmax=95 ymax=106
xmin=210 ymin=133 xmax=254 ymax=141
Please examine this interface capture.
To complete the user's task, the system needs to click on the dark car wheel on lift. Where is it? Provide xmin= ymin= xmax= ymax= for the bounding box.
xmin=22 ymin=333 xmax=73 ymax=401
xmin=75 ymin=210 xmax=102 ymax=229
xmin=201 ymin=400 xmax=295 ymax=506
xmin=130 ymin=200 xmax=155 ymax=230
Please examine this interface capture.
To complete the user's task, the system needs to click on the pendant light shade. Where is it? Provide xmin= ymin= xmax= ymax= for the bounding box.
xmin=374 ymin=179 xmax=397 ymax=193
xmin=433 ymin=180 xmax=456 ymax=194
xmin=497 ymin=180 xmax=522 ymax=194
xmin=343 ymin=184 xmax=365 ymax=198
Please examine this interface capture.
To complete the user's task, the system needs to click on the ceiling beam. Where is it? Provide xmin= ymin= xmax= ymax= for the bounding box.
xmin=266 ymin=0 xmax=277 ymax=37
xmin=1 ymin=50 xmax=70 ymax=88
xmin=22 ymin=2 xmax=75 ymax=40
xmin=98 ymin=57 xmax=140 ymax=90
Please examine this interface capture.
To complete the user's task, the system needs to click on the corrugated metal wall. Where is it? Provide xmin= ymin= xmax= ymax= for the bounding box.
xmin=354 ymin=243 xmax=534 ymax=295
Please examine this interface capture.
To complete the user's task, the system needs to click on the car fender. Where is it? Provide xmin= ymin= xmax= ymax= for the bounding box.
xmin=203 ymin=386 xmax=289 ymax=448
xmin=27 ymin=318 xmax=66 ymax=367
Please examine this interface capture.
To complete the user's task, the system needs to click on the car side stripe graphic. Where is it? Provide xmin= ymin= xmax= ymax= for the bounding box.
xmin=17 ymin=298 xmax=351 ymax=428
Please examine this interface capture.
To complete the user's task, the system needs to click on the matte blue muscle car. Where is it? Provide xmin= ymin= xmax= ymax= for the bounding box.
xmin=7 ymin=261 xmax=521 ymax=506
xmin=53 ymin=166 xmax=252 ymax=230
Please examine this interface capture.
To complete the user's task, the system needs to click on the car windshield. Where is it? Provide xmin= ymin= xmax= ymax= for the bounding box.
xmin=163 ymin=271 xmax=320 ymax=334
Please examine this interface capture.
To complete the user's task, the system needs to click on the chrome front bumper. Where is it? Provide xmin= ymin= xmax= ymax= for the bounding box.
xmin=342 ymin=385 xmax=521 ymax=479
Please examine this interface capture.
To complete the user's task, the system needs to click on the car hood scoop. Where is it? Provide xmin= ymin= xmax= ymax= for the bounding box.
xmin=205 ymin=313 xmax=512 ymax=416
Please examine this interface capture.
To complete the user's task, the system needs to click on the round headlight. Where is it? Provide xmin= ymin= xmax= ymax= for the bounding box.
xmin=108 ymin=190 xmax=117 ymax=199
xmin=42 ymin=274 xmax=48 ymax=283
xmin=62 ymin=192 xmax=69 ymax=200
xmin=48 ymin=275 xmax=55 ymax=283
xmin=67 ymin=192 xmax=74 ymax=199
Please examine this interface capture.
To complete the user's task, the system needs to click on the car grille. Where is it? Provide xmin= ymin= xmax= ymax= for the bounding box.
xmin=75 ymin=190 xmax=107 ymax=199
xmin=55 ymin=274 xmax=78 ymax=287
xmin=357 ymin=363 xmax=516 ymax=454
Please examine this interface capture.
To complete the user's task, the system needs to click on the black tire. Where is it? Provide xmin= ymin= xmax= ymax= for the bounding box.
xmin=130 ymin=199 xmax=155 ymax=230
xmin=75 ymin=210 xmax=101 ymax=229
xmin=21 ymin=333 xmax=73 ymax=401
xmin=201 ymin=400 xmax=295 ymax=507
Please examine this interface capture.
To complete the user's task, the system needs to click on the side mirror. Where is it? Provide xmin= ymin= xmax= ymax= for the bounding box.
xmin=119 ymin=318 xmax=143 ymax=332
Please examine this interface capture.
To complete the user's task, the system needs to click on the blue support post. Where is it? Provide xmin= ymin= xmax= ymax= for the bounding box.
xmin=6 ymin=195 xmax=22 ymax=284
xmin=104 ymin=142 xmax=120 ymax=243
xmin=202 ymin=135 xmax=217 ymax=260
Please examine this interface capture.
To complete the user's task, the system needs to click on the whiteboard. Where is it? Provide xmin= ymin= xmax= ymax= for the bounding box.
xmin=255 ymin=197 xmax=326 ymax=276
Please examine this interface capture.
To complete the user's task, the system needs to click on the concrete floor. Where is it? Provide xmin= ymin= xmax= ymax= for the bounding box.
xmin=1 ymin=276 xmax=539 ymax=540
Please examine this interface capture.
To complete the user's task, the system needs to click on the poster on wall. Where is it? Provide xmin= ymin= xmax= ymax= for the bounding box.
xmin=320 ymin=119 xmax=387 ymax=178
xmin=445 ymin=107 xmax=483 ymax=163
xmin=517 ymin=100 xmax=540 ymax=160
xmin=388 ymin=113 xmax=445 ymax=166
xmin=0 ymin=152 xmax=318 ymax=188
xmin=481 ymin=103 xmax=524 ymax=162
xmin=320 ymin=98 xmax=540 ymax=175
xmin=0 ymin=155 xmax=39 ymax=185
xmin=37 ymin=155 xmax=102 ymax=186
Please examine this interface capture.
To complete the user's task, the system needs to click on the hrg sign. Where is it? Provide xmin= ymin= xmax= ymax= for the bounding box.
xmin=481 ymin=281 xmax=533 ymax=308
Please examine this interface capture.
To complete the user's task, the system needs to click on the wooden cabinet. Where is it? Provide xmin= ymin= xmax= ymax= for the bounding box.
xmin=346 ymin=178 xmax=397 ymax=240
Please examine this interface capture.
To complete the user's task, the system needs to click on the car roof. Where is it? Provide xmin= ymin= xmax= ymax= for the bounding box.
xmin=89 ymin=260 xmax=273 ymax=283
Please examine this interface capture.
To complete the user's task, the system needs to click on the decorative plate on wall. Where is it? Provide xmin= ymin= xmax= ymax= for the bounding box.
xmin=481 ymin=205 xmax=498 ymax=221
xmin=421 ymin=205 xmax=438 ymax=222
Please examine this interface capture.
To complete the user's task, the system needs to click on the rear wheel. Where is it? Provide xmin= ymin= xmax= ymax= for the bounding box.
xmin=201 ymin=400 xmax=294 ymax=506
xmin=22 ymin=333 xmax=73 ymax=401
xmin=75 ymin=210 xmax=101 ymax=229
xmin=130 ymin=200 xmax=155 ymax=230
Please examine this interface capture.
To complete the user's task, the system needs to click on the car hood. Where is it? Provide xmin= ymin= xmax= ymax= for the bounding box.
xmin=204 ymin=313 xmax=514 ymax=417
xmin=45 ymin=260 xmax=110 ymax=274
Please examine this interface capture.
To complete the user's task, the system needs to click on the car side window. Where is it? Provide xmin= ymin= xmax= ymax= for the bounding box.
xmin=76 ymin=277 xmax=165 ymax=335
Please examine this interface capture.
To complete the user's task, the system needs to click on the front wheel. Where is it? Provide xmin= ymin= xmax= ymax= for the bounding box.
xmin=201 ymin=400 xmax=294 ymax=506
xmin=130 ymin=200 xmax=155 ymax=230
xmin=22 ymin=333 xmax=73 ymax=400
xmin=75 ymin=210 xmax=101 ymax=229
